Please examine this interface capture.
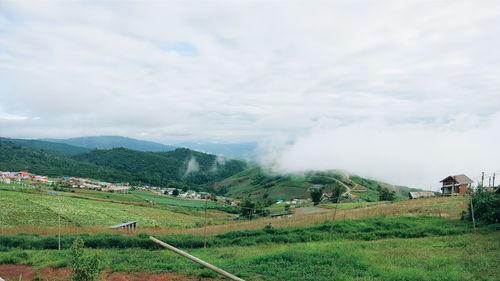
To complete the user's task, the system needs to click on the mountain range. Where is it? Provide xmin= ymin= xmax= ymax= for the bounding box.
xmin=40 ymin=136 xmax=257 ymax=160
xmin=1 ymin=136 xmax=423 ymax=201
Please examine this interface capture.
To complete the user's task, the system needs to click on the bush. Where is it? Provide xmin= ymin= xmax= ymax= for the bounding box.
xmin=379 ymin=188 xmax=396 ymax=201
xmin=469 ymin=186 xmax=500 ymax=224
xmin=70 ymin=238 xmax=106 ymax=281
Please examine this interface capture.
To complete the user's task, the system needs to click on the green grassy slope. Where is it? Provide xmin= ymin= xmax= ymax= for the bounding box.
xmin=0 ymin=188 xmax=229 ymax=228
xmin=215 ymin=167 xmax=425 ymax=202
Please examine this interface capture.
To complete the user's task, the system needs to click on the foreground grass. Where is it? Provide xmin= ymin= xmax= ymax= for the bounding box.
xmin=1 ymin=231 xmax=498 ymax=281
xmin=0 ymin=217 xmax=473 ymax=250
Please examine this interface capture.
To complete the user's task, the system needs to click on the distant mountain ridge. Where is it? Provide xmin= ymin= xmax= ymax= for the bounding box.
xmin=177 ymin=142 xmax=257 ymax=160
xmin=41 ymin=135 xmax=257 ymax=160
xmin=42 ymin=136 xmax=177 ymax=152
xmin=0 ymin=137 xmax=91 ymax=155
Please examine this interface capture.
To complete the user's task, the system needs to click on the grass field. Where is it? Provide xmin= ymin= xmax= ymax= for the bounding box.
xmin=0 ymin=185 xmax=496 ymax=281
xmin=130 ymin=191 xmax=222 ymax=208
xmin=318 ymin=201 xmax=389 ymax=210
xmin=0 ymin=189 xmax=233 ymax=229
xmin=0 ymin=217 xmax=498 ymax=281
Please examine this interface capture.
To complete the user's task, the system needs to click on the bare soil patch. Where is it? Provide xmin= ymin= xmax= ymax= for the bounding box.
xmin=0 ymin=265 xmax=220 ymax=281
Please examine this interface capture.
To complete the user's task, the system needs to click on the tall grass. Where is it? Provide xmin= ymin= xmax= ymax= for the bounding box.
xmin=0 ymin=217 xmax=472 ymax=250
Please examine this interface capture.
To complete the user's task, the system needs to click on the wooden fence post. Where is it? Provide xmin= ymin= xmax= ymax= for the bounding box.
xmin=149 ymin=236 xmax=246 ymax=281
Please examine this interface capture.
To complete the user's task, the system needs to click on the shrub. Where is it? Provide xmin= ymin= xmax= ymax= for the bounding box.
xmin=70 ymin=238 xmax=106 ymax=281
xmin=469 ymin=186 xmax=500 ymax=224
xmin=379 ymin=188 xmax=396 ymax=201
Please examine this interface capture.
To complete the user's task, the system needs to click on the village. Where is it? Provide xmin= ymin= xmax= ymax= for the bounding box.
xmin=0 ymin=170 xmax=225 ymax=202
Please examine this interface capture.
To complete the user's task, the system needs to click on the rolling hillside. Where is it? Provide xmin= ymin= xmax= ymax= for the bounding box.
xmin=74 ymin=147 xmax=247 ymax=186
xmin=0 ymin=141 xmax=135 ymax=182
xmin=43 ymin=136 xmax=177 ymax=152
xmin=0 ymin=140 xmax=247 ymax=187
xmin=214 ymin=166 xmax=424 ymax=202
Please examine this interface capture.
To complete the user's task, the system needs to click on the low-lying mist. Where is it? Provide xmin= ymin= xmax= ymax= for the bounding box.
xmin=257 ymin=117 xmax=499 ymax=190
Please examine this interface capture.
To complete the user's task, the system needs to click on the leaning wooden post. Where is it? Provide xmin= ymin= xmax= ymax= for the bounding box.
xmin=469 ymin=192 xmax=477 ymax=233
xmin=149 ymin=236 xmax=246 ymax=281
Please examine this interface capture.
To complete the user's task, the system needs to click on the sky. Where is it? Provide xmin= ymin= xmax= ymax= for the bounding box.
xmin=0 ymin=0 xmax=499 ymax=189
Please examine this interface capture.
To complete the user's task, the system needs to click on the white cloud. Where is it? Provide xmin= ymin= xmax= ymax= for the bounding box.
xmin=0 ymin=0 xmax=499 ymax=186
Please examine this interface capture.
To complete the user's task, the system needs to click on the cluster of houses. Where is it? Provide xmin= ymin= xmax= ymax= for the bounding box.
xmin=162 ymin=187 xmax=213 ymax=200
xmin=275 ymin=198 xmax=303 ymax=205
xmin=0 ymin=171 xmax=130 ymax=192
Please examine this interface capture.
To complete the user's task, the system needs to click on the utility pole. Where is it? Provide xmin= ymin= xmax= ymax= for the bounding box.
xmin=58 ymin=195 xmax=61 ymax=251
xmin=493 ymin=173 xmax=496 ymax=187
xmin=470 ymin=194 xmax=477 ymax=233
xmin=481 ymin=172 xmax=484 ymax=187
xmin=203 ymin=196 xmax=208 ymax=248
xmin=58 ymin=214 xmax=61 ymax=251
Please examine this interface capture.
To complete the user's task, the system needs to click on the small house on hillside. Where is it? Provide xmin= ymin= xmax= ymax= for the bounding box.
xmin=440 ymin=174 xmax=473 ymax=196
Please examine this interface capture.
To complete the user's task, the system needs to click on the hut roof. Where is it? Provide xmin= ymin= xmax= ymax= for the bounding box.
xmin=440 ymin=174 xmax=473 ymax=184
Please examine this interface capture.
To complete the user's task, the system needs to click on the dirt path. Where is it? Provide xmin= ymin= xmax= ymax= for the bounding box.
xmin=293 ymin=206 xmax=329 ymax=215
xmin=0 ymin=265 xmax=220 ymax=281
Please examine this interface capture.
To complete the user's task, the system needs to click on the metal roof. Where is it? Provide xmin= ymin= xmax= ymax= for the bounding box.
xmin=108 ymin=221 xmax=138 ymax=229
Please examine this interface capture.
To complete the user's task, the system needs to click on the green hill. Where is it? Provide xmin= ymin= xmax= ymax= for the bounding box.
xmin=43 ymin=136 xmax=177 ymax=152
xmin=214 ymin=166 xmax=422 ymax=202
xmin=73 ymin=147 xmax=247 ymax=186
xmin=0 ymin=140 xmax=247 ymax=187
xmin=0 ymin=141 xmax=134 ymax=182
xmin=0 ymin=137 xmax=90 ymax=155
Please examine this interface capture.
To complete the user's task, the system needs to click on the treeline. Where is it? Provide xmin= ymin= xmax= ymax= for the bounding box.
xmin=0 ymin=141 xmax=246 ymax=188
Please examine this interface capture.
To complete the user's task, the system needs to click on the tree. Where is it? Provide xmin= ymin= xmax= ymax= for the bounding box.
xmin=310 ymin=188 xmax=323 ymax=205
xmin=240 ymin=199 xmax=256 ymax=220
xmin=379 ymin=188 xmax=396 ymax=201
xmin=172 ymin=189 xmax=180 ymax=197
xmin=469 ymin=186 xmax=500 ymax=224
xmin=70 ymin=238 xmax=105 ymax=281
xmin=328 ymin=184 xmax=346 ymax=203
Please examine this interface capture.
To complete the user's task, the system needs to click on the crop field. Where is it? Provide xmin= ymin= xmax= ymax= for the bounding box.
xmin=72 ymin=189 xmax=144 ymax=202
xmin=0 ymin=189 xmax=233 ymax=229
xmin=130 ymin=191 xmax=221 ymax=208
xmin=0 ymin=217 xmax=498 ymax=281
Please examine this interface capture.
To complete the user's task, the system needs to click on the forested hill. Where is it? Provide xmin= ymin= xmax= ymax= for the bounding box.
xmin=0 ymin=141 xmax=134 ymax=183
xmin=74 ymin=147 xmax=247 ymax=186
xmin=0 ymin=140 xmax=247 ymax=188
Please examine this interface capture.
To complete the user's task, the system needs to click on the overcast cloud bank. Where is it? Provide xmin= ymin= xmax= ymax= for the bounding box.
xmin=1 ymin=1 xmax=499 ymax=187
